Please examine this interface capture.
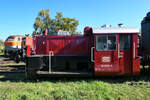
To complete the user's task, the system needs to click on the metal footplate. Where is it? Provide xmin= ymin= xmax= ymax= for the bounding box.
xmin=36 ymin=71 xmax=93 ymax=77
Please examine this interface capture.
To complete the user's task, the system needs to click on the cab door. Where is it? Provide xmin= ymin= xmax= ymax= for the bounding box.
xmin=119 ymin=34 xmax=132 ymax=74
xmin=93 ymin=34 xmax=120 ymax=75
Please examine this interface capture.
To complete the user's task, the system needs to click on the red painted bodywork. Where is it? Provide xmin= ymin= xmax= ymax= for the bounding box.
xmin=132 ymin=34 xmax=140 ymax=75
xmin=94 ymin=35 xmax=120 ymax=75
xmin=34 ymin=36 xmax=91 ymax=56
xmin=26 ymin=45 xmax=31 ymax=57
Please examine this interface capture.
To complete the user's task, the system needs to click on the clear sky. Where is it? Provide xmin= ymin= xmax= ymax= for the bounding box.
xmin=0 ymin=0 xmax=150 ymax=40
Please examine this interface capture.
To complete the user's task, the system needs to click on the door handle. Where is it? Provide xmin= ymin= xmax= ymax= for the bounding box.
xmin=91 ymin=47 xmax=95 ymax=62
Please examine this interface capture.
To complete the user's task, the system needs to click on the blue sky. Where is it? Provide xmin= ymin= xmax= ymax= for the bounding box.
xmin=0 ymin=0 xmax=150 ymax=40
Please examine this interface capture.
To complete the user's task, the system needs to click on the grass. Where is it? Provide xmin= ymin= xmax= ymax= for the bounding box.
xmin=0 ymin=79 xmax=150 ymax=100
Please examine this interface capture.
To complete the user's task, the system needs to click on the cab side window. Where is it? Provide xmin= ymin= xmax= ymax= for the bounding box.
xmin=120 ymin=35 xmax=131 ymax=50
xmin=97 ymin=36 xmax=107 ymax=50
xmin=96 ymin=35 xmax=116 ymax=51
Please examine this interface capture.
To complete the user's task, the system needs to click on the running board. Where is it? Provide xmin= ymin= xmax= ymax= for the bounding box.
xmin=37 ymin=71 xmax=93 ymax=77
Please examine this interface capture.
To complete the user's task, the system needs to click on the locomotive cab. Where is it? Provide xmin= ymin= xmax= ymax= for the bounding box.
xmin=92 ymin=27 xmax=140 ymax=76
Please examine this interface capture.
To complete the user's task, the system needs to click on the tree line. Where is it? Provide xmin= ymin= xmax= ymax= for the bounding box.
xmin=33 ymin=9 xmax=79 ymax=35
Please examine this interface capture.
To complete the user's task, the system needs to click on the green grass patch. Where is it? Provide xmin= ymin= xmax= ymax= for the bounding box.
xmin=0 ymin=80 xmax=150 ymax=100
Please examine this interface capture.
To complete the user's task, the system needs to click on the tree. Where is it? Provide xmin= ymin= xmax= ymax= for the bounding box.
xmin=53 ymin=12 xmax=79 ymax=34
xmin=33 ymin=9 xmax=51 ymax=34
xmin=33 ymin=9 xmax=79 ymax=35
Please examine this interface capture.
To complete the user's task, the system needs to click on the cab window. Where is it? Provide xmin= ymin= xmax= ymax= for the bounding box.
xmin=6 ymin=37 xmax=14 ymax=41
xmin=17 ymin=37 xmax=21 ymax=41
xmin=120 ymin=35 xmax=131 ymax=50
xmin=96 ymin=35 xmax=116 ymax=51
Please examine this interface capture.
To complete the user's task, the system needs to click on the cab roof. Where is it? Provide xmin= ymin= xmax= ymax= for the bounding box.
xmin=92 ymin=27 xmax=139 ymax=34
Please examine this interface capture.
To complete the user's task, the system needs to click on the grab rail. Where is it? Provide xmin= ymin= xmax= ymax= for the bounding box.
xmin=49 ymin=51 xmax=54 ymax=73
xmin=91 ymin=47 xmax=95 ymax=62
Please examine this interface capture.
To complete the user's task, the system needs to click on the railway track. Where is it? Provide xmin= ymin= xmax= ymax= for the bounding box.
xmin=0 ymin=66 xmax=25 ymax=72
xmin=0 ymin=55 xmax=25 ymax=73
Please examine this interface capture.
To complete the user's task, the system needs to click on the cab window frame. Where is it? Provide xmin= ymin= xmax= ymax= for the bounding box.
xmin=96 ymin=35 xmax=117 ymax=51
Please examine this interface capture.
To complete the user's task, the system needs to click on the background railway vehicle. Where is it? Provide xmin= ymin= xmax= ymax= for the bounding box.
xmin=14 ymin=35 xmax=34 ymax=63
xmin=140 ymin=12 xmax=150 ymax=68
xmin=4 ymin=35 xmax=24 ymax=58
xmin=25 ymin=25 xmax=140 ymax=79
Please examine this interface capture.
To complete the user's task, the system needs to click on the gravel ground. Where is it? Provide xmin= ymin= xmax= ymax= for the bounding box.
xmin=0 ymin=55 xmax=25 ymax=81
xmin=0 ymin=55 xmax=25 ymax=72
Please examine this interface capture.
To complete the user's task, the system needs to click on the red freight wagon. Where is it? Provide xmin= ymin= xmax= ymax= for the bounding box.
xmin=25 ymin=26 xmax=140 ymax=79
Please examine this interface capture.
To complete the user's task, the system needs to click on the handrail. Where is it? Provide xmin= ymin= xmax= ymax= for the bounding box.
xmin=91 ymin=47 xmax=95 ymax=62
xmin=49 ymin=51 xmax=54 ymax=73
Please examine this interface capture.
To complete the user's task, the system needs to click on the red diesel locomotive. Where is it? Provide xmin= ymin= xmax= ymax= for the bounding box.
xmin=25 ymin=26 xmax=140 ymax=79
